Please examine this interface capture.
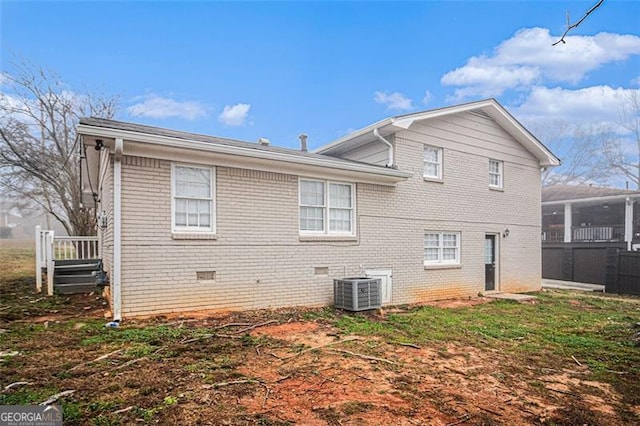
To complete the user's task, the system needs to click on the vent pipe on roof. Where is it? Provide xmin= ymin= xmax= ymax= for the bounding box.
xmin=257 ymin=137 xmax=270 ymax=146
xmin=299 ymin=133 xmax=308 ymax=152
xmin=373 ymin=128 xmax=395 ymax=168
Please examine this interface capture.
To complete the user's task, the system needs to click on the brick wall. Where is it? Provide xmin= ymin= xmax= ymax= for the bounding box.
xmin=112 ymin=110 xmax=542 ymax=317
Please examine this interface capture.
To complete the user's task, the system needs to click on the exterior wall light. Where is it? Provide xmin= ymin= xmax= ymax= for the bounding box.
xmin=503 ymin=228 xmax=510 ymax=238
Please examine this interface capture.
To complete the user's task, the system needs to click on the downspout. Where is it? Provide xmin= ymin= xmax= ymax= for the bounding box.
xmin=113 ymin=138 xmax=123 ymax=321
xmin=373 ymin=128 xmax=395 ymax=168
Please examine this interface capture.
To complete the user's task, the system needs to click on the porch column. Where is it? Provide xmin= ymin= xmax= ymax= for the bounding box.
xmin=564 ymin=203 xmax=572 ymax=243
xmin=625 ymin=198 xmax=633 ymax=251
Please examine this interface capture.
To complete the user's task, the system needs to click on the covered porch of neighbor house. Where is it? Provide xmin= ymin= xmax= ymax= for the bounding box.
xmin=542 ymin=198 xmax=640 ymax=249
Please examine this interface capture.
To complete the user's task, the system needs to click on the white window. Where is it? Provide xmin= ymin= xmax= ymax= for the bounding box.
xmin=172 ymin=164 xmax=215 ymax=233
xmin=299 ymin=179 xmax=354 ymax=235
xmin=423 ymin=145 xmax=443 ymax=179
xmin=424 ymin=231 xmax=460 ymax=265
xmin=489 ymin=159 xmax=503 ymax=188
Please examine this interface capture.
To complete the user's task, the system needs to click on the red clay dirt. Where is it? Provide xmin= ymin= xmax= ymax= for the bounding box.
xmin=1 ymin=283 xmax=635 ymax=425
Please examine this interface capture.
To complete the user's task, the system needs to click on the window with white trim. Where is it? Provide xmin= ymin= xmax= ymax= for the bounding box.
xmin=423 ymin=145 xmax=443 ymax=179
xmin=489 ymin=159 xmax=503 ymax=188
xmin=299 ymin=179 xmax=354 ymax=235
xmin=172 ymin=164 xmax=215 ymax=233
xmin=424 ymin=231 xmax=460 ymax=265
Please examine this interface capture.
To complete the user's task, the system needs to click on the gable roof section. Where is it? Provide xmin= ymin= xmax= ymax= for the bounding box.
xmin=542 ymin=184 xmax=640 ymax=204
xmin=77 ymin=118 xmax=412 ymax=184
xmin=315 ymin=98 xmax=560 ymax=167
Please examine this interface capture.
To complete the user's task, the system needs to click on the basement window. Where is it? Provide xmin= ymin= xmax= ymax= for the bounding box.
xmin=424 ymin=231 xmax=461 ymax=266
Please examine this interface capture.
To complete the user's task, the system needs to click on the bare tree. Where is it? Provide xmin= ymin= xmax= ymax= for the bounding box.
xmin=530 ymin=120 xmax=611 ymax=186
xmin=0 ymin=61 xmax=118 ymax=235
xmin=600 ymin=91 xmax=640 ymax=189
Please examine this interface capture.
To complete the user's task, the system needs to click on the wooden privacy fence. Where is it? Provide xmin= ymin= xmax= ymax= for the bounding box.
xmin=608 ymin=250 xmax=640 ymax=295
xmin=542 ymin=243 xmax=640 ymax=294
xmin=35 ymin=226 xmax=99 ymax=295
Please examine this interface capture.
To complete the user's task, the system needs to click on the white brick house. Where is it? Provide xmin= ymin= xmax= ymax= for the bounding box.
xmin=78 ymin=99 xmax=559 ymax=319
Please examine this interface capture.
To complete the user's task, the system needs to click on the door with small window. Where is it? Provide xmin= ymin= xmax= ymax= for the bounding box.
xmin=485 ymin=235 xmax=497 ymax=291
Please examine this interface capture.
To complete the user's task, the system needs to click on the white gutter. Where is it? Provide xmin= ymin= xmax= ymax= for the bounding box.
xmin=112 ymin=138 xmax=123 ymax=321
xmin=314 ymin=117 xmax=393 ymax=154
xmin=76 ymin=124 xmax=411 ymax=180
xmin=373 ymin=128 xmax=394 ymax=168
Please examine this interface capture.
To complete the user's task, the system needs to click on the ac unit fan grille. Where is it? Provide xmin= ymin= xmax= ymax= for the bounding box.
xmin=334 ymin=277 xmax=381 ymax=311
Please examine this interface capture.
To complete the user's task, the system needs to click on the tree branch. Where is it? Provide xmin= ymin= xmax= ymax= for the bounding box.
xmin=552 ymin=0 xmax=604 ymax=46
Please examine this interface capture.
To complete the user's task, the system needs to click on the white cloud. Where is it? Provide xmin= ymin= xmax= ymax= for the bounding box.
xmin=374 ymin=91 xmax=414 ymax=111
xmin=443 ymin=65 xmax=540 ymax=100
xmin=513 ymin=85 xmax=640 ymax=133
xmin=127 ymin=94 xmax=207 ymax=120
xmin=422 ymin=90 xmax=433 ymax=106
xmin=632 ymin=76 xmax=640 ymax=87
xmin=218 ymin=103 xmax=250 ymax=127
xmin=442 ymin=28 xmax=640 ymax=100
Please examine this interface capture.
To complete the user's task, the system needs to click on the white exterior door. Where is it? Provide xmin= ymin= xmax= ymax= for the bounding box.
xmin=366 ymin=268 xmax=392 ymax=304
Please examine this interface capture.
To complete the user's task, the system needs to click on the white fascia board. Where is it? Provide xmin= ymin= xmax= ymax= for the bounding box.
xmin=77 ymin=124 xmax=412 ymax=184
xmin=543 ymin=194 xmax=640 ymax=206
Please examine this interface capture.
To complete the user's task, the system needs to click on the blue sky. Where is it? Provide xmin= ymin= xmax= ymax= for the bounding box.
xmin=1 ymin=0 xmax=639 ymax=154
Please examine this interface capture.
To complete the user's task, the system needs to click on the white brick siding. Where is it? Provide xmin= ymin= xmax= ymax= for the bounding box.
xmin=101 ymin=110 xmax=542 ymax=317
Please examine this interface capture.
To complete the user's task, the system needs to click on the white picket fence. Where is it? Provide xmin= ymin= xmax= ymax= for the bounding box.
xmin=35 ymin=226 xmax=99 ymax=295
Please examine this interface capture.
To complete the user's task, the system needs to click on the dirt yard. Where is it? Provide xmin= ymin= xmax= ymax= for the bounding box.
xmin=1 ymin=248 xmax=640 ymax=425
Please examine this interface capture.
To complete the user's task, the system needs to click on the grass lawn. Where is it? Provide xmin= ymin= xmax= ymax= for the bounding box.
xmin=1 ymin=246 xmax=639 ymax=425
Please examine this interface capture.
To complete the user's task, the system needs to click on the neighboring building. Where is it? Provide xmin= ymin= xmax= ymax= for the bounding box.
xmin=78 ymin=99 xmax=559 ymax=319
xmin=0 ymin=201 xmax=22 ymax=238
xmin=542 ymin=184 xmax=640 ymax=284
xmin=0 ymin=201 xmax=67 ymax=240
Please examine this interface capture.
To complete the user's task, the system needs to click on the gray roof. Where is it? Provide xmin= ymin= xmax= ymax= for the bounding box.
xmin=78 ymin=117 xmax=387 ymax=170
xmin=542 ymin=184 xmax=640 ymax=202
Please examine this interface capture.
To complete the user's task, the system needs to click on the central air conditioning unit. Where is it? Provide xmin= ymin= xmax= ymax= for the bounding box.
xmin=334 ymin=277 xmax=381 ymax=311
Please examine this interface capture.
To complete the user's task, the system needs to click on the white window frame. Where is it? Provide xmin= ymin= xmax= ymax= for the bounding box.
xmin=489 ymin=159 xmax=503 ymax=189
xmin=299 ymin=178 xmax=356 ymax=236
xmin=424 ymin=231 xmax=461 ymax=266
xmin=171 ymin=163 xmax=216 ymax=234
xmin=423 ymin=145 xmax=443 ymax=180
